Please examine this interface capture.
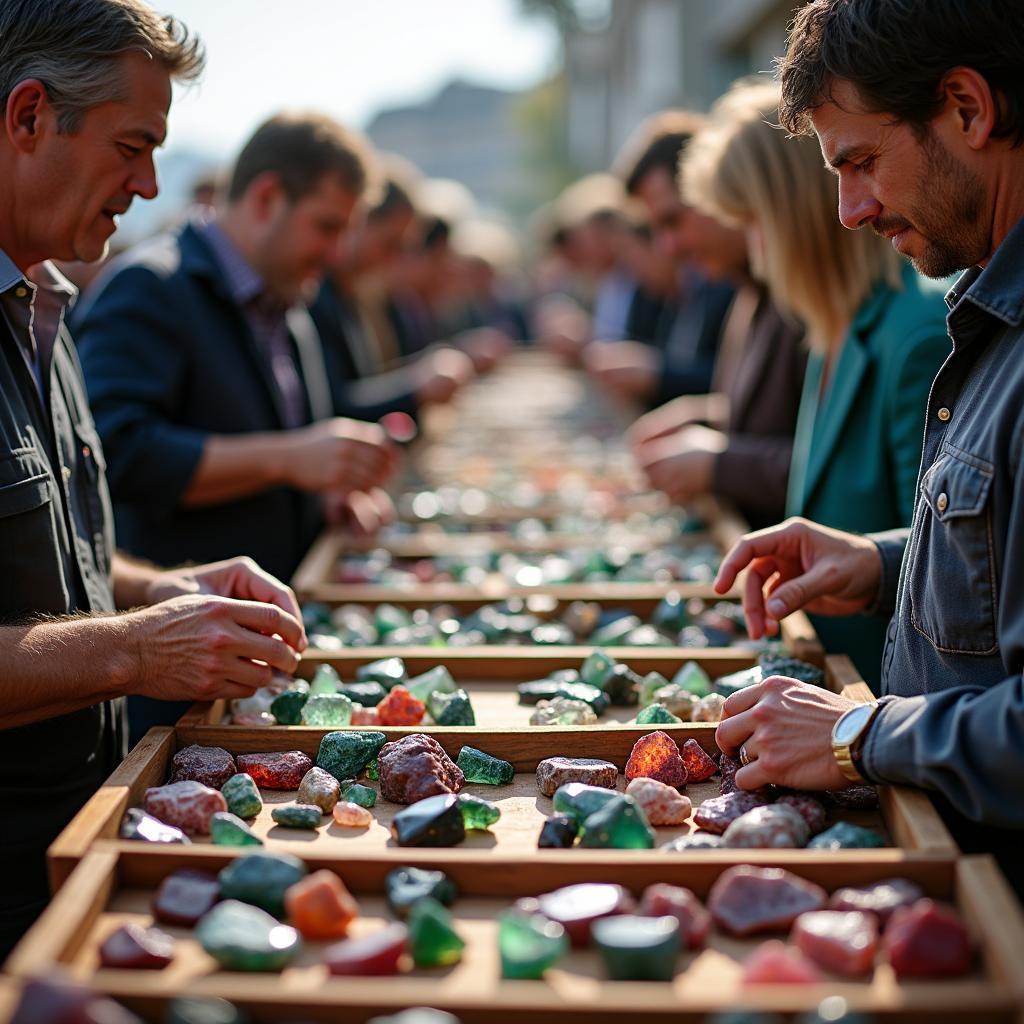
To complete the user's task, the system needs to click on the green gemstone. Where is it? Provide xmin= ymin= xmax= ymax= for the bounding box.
xmin=221 ymin=773 xmax=262 ymax=819
xmin=300 ymin=693 xmax=354 ymax=726
xmin=309 ymin=664 xmax=341 ymax=695
xmin=270 ymin=688 xmax=308 ymax=725
xmin=603 ymin=664 xmax=641 ymax=706
xmin=499 ymin=910 xmax=568 ymax=979
xmin=364 ymin=757 xmax=379 ymax=781
xmin=406 ymin=665 xmax=456 ymax=705
xmin=457 ymin=793 xmax=501 ymax=830
xmin=635 ymin=703 xmax=682 ymax=725
xmin=385 ymin=866 xmax=457 ymax=918
xmin=807 ymin=822 xmax=886 ymax=850
xmin=652 ymin=591 xmax=689 ymax=631
xmin=579 ymin=794 xmax=655 ymax=849
xmin=589 ymin=615 xmax=642 ymax=646
xmin=196 ymin=899 xmax=300 ymax=971
xmin=551 ymin=782 xmax=619 ymax=826
xmin=218 ymin=850 xmax=306 ymax=917
xmin=356 ymin=656 xmax=407 ymax=689
xmin=270 ymin=803 xmax=323 ymax=829
xmin=592 ymin=914 xmax=680 ymax=981
xmin=638 ymin=671 xmax=671 ymax=706
xmin=580 ymin=650 xmax=616 ymax=688
xmin=671 ymin=661 xmax=712 ymax=698
xmin=429 ymin=688 xmax=476 ymax=726
xmin=714 ymin=666 xmax=763 ymax=697
xmin=456 ymin=745 xmax=514 ymax=786
xmin=340 ymin=781 xmax=377 ymax=808
xmin=375 ymin=603 xmax=412 ymax=636
xmin=337 ymin=681 xmax=388 ymax=707
xmin=209 ymin=811 xmax=263 ymax=847
xmin=407 ymin=897 xmax=465 ymax=967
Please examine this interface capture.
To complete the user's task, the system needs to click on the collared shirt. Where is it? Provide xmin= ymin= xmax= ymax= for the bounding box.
xmin=200 ymin=218 xmax=308 ymax=428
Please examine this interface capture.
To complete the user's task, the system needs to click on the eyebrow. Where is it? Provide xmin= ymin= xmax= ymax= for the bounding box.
xmin=123 ymin=129 xmax=166 ymax=148
xmin=827 ymin=145 xmax=870 ymax=171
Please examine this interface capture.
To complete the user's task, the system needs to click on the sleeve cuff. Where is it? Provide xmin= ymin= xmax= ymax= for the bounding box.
xmin=858 ymin=694 xmax=924 ymax=784
xmin=863 ymin=529 xmax=909 ymax=617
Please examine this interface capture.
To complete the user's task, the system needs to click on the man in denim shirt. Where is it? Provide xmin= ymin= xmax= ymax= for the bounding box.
xmin=710 ymin=0 xmax=1024 ymax=892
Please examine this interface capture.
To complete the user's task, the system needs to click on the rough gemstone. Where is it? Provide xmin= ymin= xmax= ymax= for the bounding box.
xmin=530 ymin=882 xmax=634 ymax=947
xmin=271 ymin=803 xmax=323 ymax=829
xmin=270 ymin=689 xmax=308 ymax=725
xmin=340 ymin=781 xmax=377 ymax=808
xmin=386 ymin=866 xmax=457 ymax=918
xmin=338 ymin=681 xmax=389 ymax=707
xmin=209 ymin=812 xmax=262 ymax=847
xmin=551 ymin=781 xmax=620 ymax=823
xmin=625 ymin=777 xmax=692 ymax=826
xmin=143 ymin=781 xmax=227 ymax=836
xmin=718 ymin=753 xmax=741 ymax=790
xmin=529 ymin=696 xmax=597 ymax=726
xmin=301 ymin=693 xmax=354 ymax=726
xmin=458 ymin=793 xmax=501 ymax=830
xmin=580 ymin=650 xmax=616 ymax=688
xmin=499 ymin=910 xmax=568 ymax=979
xmin=579 ymin=794 xmax=655 ymax=849
xmin=602 ymin=664 xmax=642 ymax=706
xmin=456 ymin=745 xmax=514 ymax=785
xmin=296 ymin=766 xmax=341 ymax=813
xmin=637 ymin=671 xmax=671 ymax=706
xmin=624 ymin=731 xmax=687 ymax=786
xmin=99 ymin=922 xmax=175 ymax=969
xmin=284 ymin=869 xmax=359 ymax=940
xmin=651 ymin=684 xmax=699 ymax=720
xmin=407 ymin=897 xmax=465 ymax=967
xmin=589 ymin=614 xmax=642 ymax=646
xmin=713 ymin=666 xmax=762 ymax=698
xmin=693 ymin=792 xmax=770 ymax=834
xmin=826 ymin=785 xmax=879 ymax=810
xmin=517 ymin=679 xmax=609 ymax=714
xmin=356 ymin=657 xmax=407 ymax=689
xmin=119 ymin=808 xmax=190 ymax=846
xmin=232 ymin=710 xmax=276 ymax=727
xmin=364 ymin=757 xmax=379 ymax=780
xmin=332 ymin=800 xmax=374 ymax=828
xmin=392 ymin=793 xmax=466 ymax=847
xmin=828 ymin=878 xmax=924 ymax=923
xmin=324 ymin=922 xmax=408 ymax=976
xmin=679 ymin=739 xmax=718 ymax=782
xmin=237 ymin=751 xmax=313 ymax=790
xmin=791 ymin=910 xmax=879 ymax=977
xmin=220 ymin=773 xmax=263 ymax=819
xmin=759 ymin=653 xmax=825 ymax=687
xmin=538 ymin=813 xmax=578 ymax=848
xmin=593 ymin=915 xmax=680 ymax=981
xmin=709 ymin=866 xmax=827 ymax=936
xmin=808 ymin=822 xmax=886 ymax=850
xmin=638 ymin=884 xmax=711 ymax=950
xmin=672 ymin=661 xmax=712 ymax=697
xmin=693 ymin=693 xmax=727 ymax=722
xmin=536 ymin=757 xmax=617 ymax=797
xmin=723 ymin=805 xmax=812 ymax=849
xmin=661 ymin=832 xmax=727 ymax=851
xmin=377 ymin=686 xmax=427 ymax=726
xmin=152 ymin=869 xmax=220 ymax=926
xmin=741 ymin=940 xmax=822 ymax=984
xmin=170 ymin=745 xmax=237 ymax=790
xmin=378 ymin=733 xmax=464 ymax=804
xmin=309 ymin=663 xmax=341 ymax=694
xmin=635 ymin=703 xmax=682 ymax=725
xmin=406 ymin=665 xmax=456 ymax=705
xmin=217 ymin=850 xmax=307 ymax=917
xmin=196 ymin=900 xmax=301 ymax=971
xmin=352 ymin=707 xmax=382 ymax=726
xmin=428 ymin=687 xmax=476 ymax=726
xmin=775 ymin=793 xmax=829 ymax=835
xmin=883 ymin=899 xmax=973 ymax=978
xmin=317 ymin=730 xmax=388 ymax=781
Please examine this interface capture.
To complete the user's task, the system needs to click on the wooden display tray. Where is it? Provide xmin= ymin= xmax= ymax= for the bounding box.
xmin=13 ymin=848 xmax=1024 ymax=1023
xmin=50 ymin=659 xmax=956 ymax=891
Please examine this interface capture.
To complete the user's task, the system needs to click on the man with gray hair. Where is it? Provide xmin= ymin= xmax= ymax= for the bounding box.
xmin=0 ymin=0 xmax=309 ymax=955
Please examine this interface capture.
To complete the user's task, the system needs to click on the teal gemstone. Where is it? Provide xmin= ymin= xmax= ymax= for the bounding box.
xmin=671 ymin=661 xmax=712 ymax=697
xmin=391 ymin=794 xmax=466 ymax=847
xmin=551 ymin=782 xmax=620 ymax=826
xmin=300 ymin=693 xmax=354 ymax=726
xmin=340 ymin=782 xmax=377 ymax=808
xmin=309 ymin=664 xmax=341 ymax=695
xmin=270 ymin=803 xmax=323 ymax=829
xmin=316 ymin=730 xmax=387 ymax=782
xmin=407 ymin=897 xmax=465 ymax=967
xmin=209 ymin=812 xmax=262 ymax=847
xmin=579 ymin=795 xmax=655 ymax=850
xmin=457 ymin=793 xmax=501 ymax=830
xmin=589 ymin=615 xmax=642 ymax=646
xmin=428 ymin=688 xmax=475 ymax=726
xmin=217 ymin=850 xmax=306 ymax=917
xmin=406 ymin=665 xmax=456 ymax=705
xmin=356 ymin=657 xmax=407 ymax=689
xmin=637 ymin=672 xmax=671 ymax=706
xmin=714 ymin=666 xmax=763 ymax=697
xmin=652 ymin=591 xmax=689 ymax=631
xmin=635 ymin=703 xmax=682 ymax=725
xmin=385 ymin=866 xmax=457 ymax=918
xmin=338 ymin=681 xmax=388 ymax=707
xmin=455 ymin=745 xmax=514 ymax=786
xmin=196 ymin=900 xmax=300 ymax=971
xmin=375 ymin=603 xmax=412 ymax=636
xmin=220 ymin=773 xmax=262 ymax=819
xmin=621 ymin=625 xmax=671 ymax=646
xmin=270 ymin=688 xmax=308 ymax=725
xmin=498 ymin=910 xmax=568 ymax=979
xmin=807 ymin=822 xmax=886 ymax=850
xmin=592 ymin=914 xmax=680 ymax=980
xmin=580 ymin=650 xmax=616 ymax=688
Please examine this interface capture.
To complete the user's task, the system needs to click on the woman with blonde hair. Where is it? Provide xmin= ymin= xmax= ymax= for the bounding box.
xmin=682 ymin=80 xmax=951 ymax=689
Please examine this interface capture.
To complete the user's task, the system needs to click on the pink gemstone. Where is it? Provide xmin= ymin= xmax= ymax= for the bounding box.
xmin=99 ymin=923 xmax=175 ymax=970
xmin=142 ymin=781 xmax=226 ymax=836
xmin=775 ymin=793 xmax=829 ymax=835
xmin=151 ymin=869 xmax=220 ymax=926
xmin=792 ymin=910 xmax=879 ymax=977
xmin=829 ymin=878 xmax=924 ymax=923
xmin=693 ymin=791 xmax=769 ymax=835
xmin=324 ymin=922 xmax=408 ymax=975
xmin=638 ymin=884 xmax=711 ymax=950
xmin=708 ymin=866 xmax=827 ymax=937
xmin=332 ymin=801 xmax=373 ymax=828
xmin=625 ymin=777 xmax=692 ymax=826
xmin=883 ymin=899 xmax=973 ymax=978
xmin=351 ymin=707 xmax=381 ymax=726
xmin=721 ymin=805 xmax=811 ymax=849
xmin=742 ymin=940 xmax=823 ymax=984
xmin=529 ymin=883 xmax=635 ymax=947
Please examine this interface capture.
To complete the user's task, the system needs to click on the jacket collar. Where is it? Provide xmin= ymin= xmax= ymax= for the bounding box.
xmin=946 ymin=214 xmax=1024 ymax=328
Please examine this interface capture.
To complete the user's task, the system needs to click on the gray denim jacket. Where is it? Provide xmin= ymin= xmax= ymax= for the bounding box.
xmin=862 ymin=217 xmax=1024 ymax=853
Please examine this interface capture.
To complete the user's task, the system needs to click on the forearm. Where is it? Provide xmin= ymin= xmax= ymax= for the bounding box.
xmin=181 ymin=432 xmax=293 ymax=508
xmin=0 ymin=616 xmax=136 ymax=730
xmin=112 ymin=551 xmax=164 ymax=609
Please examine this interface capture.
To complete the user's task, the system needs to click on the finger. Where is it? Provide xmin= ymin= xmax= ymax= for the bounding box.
xmin=204 ymin=680 xmax=265 ymax=702
xmin=734 ymin=759 xmax=773 ymax=791
xmin=225 ymin=599 xmax=305 ymax=651
xmin=225 ymin=626 xmax=301 ymax=675
xmin=225 ymin=657 xmax=275 ymax=691
xmin=714 ymin=707 xmax=757 ymax=755
xmin=229 ymin=562 xmax=305 ymax=646
xmin=742 ymin=557 xmax=779 ymax=639
xmin=722 ymin=680 xmax=769 ymax=719
xmin=762 ymin=560 xmax=839 ymax=621
xmin=714 ymin=527 xmax=793 ymax=595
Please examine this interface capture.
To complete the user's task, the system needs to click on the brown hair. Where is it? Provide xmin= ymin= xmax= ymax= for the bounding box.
xmin=615 ymin=110 xmax=708 ymax=194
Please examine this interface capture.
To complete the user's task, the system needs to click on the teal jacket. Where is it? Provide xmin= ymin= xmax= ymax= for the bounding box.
xmin=785 ymin=263 xmax=952 ymax=690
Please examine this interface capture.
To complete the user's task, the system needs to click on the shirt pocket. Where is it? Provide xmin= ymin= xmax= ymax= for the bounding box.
xmin=908 ymin=446 xmax=997 ymax=654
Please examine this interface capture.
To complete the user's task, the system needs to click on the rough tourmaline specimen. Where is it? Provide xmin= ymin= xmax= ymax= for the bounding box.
xmin=624 ymin=731 xmax=687 ymax=787
xmin=791 ymin=910 xmax=879 ymax=977
xmin=635 ymin=703 xmax=682 ymax=725
xmin=499 ymin=910 xmax=568 ymax=979
xmin=625 ymin=777 xmax=692 ymax=826
xmin=324 ymin=922 xmax=409 ymax=976
xmin=356 ymin=656 xmax=407 ymax=689
xmin=143 ymin=781 xmax=227 ymax=836
xmin=406 ymin=665 xmax=456 ymax=704
xmin=528 ymin=882 xmax=634 ymax=947
xmin=638 ymin=884 xmax=711 ymax=950
xmin=119 ymin=808 xmax=190 ymax=846
xmin=270 ymin=688 xmax=308 ymax=725
xmin=237 ymin=751 xmax=313 ymax=790
xmin=376 ymin=685 xmax=426 ymax=726
xmin=220 ymin=772 xmax=263 ymax=820
xmin=169 ymin=745 xmax=237 ymax=790
xmin=603 ymin=664 xmax=642 ymax=706
xmin=536 ymin=814 xmax=575 ymax=849
xmin=99 ymin=922 xmax=175 ymax=969
xmin=679 ymin=739 xmax=718 ymax=782
xmin=196 ymin=900 xmax=301 ymax=971
xmin=672 ymin=660 xmax=712 ymax=697
xmin=708 ymin=866 xmax=827 ymax=936
xmin=775 ymin=793 xmax=829 ymax=835
xmin=152 ymin=869 xmax=220 ymax=926
xmin=457 ymin=793 xmax=501 ymax=830
xmin=807 ymin=822 xmax=885 ymax=850
xmin=378 ymin=733 xmax=464 ymax=804
xmin=217 ymin=850 xmax=307 ymax=917
xmin=385 ymin=866 xmax=457 ymax=918
xmin=309 ymin=663 xmax=341 ymax=694
xmin=693 ymin=791 xmax=770 ymax=834
xmin=579 ymin=794 xmax=655 ymax=849
xmin=316 ymin=730 xmax=388 ymax=782
xmin=722 ymin=805 xmax=811 ymax=849
xmin=592 ymin=915 xmax=680 ymax=981
xmin=340 ymin=781 xmax=377 ymax=808
xmin=637 ymin=671 xmax=671 ymax=706
xmin=536 ymin=757 xmax=617 ymax=797
xmin=301 ymin=693 xmax=354 ymax=726
xmin=551 ymin=782 xmax=620 ymax=824
xmin=428 ymin=687 xmax=476 ymax=726
xmin=828 ymin=878 xmax=924 ymax=923
xmin=209 ymin=812 xmax=263 ymax=847
xmin=284 ymin=869 xmax=360 ymax=940
xmin=391 ymin=793 xmax=466 ymax=847
xmin=883 ymin=899 xmax=973 ymax=978
xmin=407 ymin=897 xmax=465 ymax=967
xmin=296 ymin=766 xmax=341 ymax=813
xmin=456 ymin=745 xmax=514 ymax=786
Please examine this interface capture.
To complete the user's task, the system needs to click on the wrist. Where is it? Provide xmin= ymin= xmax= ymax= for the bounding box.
xmin=831 ymin=700 xmax=884 ymax=783
xmin=262 ymin=431 xmax=298 ymax=487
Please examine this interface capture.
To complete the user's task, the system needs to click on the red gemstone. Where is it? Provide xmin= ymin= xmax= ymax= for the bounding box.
xmin=791 ymin=910 xmax=879 ymax=977
xmin=741 ymin=940 xmax=823 ymax=984
xmin=151 ymin=868 xmax=220 ymax=926
xmin=624 ymin=731 xmax=687 ymax=787
xmin=324 ymin=922 xmax=408 ymax=975
xmin=376 ymin=686 xmax=426 ymax=726
xmin=883 ymin=899 xmax=973 ymax=978
xmin=99 ymin=923 xmax=175 ymax=970
xmin=638 ymin=884 xmax=710 ymax=950
xmin=693 ymin=791 xmax=769 ymax=834
xmin=377 ymin=733 xmax=464 ymax=804
xmin=528 ymin=883 xmax=635 ymax=947
xmin=237 ymin=750 xmax=313 ymax=790
xmin=169 ymin=744 xmax=237 ymax=790
xmin=679 ymin=739 xmax=717 ymax=782
xmin=708 ymin=865 xmax=827 ymax=937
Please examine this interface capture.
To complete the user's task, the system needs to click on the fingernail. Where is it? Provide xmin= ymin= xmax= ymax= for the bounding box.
xmin=767 ymin=599 xmax=785 ymax=616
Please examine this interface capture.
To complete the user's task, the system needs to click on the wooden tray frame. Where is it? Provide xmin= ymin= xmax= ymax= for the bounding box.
xmin=14 ymin=848 xmax=1024 ymax=1023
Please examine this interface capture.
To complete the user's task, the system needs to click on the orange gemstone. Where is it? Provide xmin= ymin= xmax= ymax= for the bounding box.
xmin=332 ymin=800 xmax=373 ymax=828
xmin=284 ymin=869 xmax=360 ymax=940
xmin=376 ymin=686 xmax=426 ymax=726
xmin=351 ymin=707 xmax=381 ymax=726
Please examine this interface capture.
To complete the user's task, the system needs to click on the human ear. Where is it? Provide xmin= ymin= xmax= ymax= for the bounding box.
xmin=5 ymin=80 xmax=49 ymax=154
xmin=940 ymin=67 xmax=997 ymax=151
xmin=246 ymin=171 xmax=288 ymax=223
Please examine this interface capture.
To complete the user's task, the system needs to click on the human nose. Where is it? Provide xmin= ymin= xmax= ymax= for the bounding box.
xmin=837 ymin=172 xmax=881 ymax=230
xmin=129 ymin=154 xmax=159 ymax=201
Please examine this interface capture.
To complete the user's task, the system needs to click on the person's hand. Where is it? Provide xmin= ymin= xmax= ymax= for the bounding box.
xmin=281 ymin=417 xmax=398 ymax=494
xmin=535 ymin=296 xmax=590 ymax=360
xmin=628 ymin=394 xmax=713 ymax=447
xmin=324 ymin=486 xmax=397 ymax=535
xmin=456 ymin=327 xmax=512 ymax=373
xmin=414 ymin=348 xmax=474 ymax=405
xmin=144 ymin=555 xmax=306 ymax=651
xmin=633 ymin=424 xmax=726 ymax=505
xmin=715 ymin=676 xmax=856 ymax=792
xmin=713 ymin=517 xmax=883 ymax=639
xmin=126 ymin=593 xmax=305 ymax=702
xmin=582 ymin=340 xmax=660 ymax=400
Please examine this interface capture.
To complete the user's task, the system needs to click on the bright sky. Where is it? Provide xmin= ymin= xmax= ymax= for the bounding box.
xmin=161 ymin=0 xmax=560 ymax=158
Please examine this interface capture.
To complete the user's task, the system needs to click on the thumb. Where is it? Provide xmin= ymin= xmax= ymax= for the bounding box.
xmin=764 ymin=561 xmax=837 ymax=619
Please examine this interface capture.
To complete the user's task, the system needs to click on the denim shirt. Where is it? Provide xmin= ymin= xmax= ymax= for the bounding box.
xmin=860 ymin=216 xmax=1024 ymax=865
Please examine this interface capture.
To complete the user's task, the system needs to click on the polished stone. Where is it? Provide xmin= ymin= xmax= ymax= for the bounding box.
xmin=579 ymin=794 xmax=655 ymax=849
xmin=499 ymin=910 xmax=568 ymax=979
xmin=217 ymin=850 xmax=307 ymax=917
xmin=196 ymin=900 xmax=301 ymax=971
xmin=592 ymin=914 xmax=680 ymax=981
xmin=209 ymin=812 xmax=262 ymax=847
xmin=385 ymin=866 xmax=457 ymax=918
xmin=391 ymin=793 xmax=466 ymax=847
xmin=407 ymin=897 xmax=465 ymax=967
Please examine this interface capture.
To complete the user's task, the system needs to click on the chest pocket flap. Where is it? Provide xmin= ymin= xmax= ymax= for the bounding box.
xmin=919 ymin=446 xmax=993 ymax=521
xmin=0 ymin=471 xmax=50 ymax=519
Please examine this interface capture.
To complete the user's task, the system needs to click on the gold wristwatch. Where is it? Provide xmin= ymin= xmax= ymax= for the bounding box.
xmin=831 ymin=701 xmax=883 ymax=784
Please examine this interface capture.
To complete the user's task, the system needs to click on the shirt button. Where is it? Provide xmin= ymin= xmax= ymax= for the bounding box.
xmin=937 ymin=407 xmax=951 ymax=422
xmin=14 ymin=286 xmax=27 ymax=298
xmin=937 ymin=493 xmax=948 ymax=513
xmin=61 ymin=466 xmax=71 ymax=483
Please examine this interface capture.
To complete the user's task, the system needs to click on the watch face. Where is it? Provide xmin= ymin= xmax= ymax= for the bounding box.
xmin=834 ymin=703 xmax=872 ymax=745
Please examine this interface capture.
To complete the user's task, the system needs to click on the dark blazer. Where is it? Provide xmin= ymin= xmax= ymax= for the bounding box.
xmin=73 ymin=222 xmax=327 ymax=584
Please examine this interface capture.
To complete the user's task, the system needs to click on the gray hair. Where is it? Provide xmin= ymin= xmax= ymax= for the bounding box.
xmin=0 ymin=0 xmax=204 ymax=134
